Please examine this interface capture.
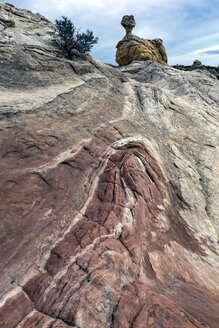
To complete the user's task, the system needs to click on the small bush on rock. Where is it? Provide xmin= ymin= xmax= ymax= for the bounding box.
xmin=55 ymin=16 xmax=98 ymax=58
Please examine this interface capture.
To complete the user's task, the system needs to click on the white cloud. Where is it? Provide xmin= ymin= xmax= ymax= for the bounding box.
xmin=169 ymin=45 xmax=219 ymax=66
xmin=196 ymin=44 xmax=219 ymax=53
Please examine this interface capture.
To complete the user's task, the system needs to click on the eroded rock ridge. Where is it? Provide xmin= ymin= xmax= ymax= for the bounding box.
xmin=0 ymin=3 xmax=219 ymax=328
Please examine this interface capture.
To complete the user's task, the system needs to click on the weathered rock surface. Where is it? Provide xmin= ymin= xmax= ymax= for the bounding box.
xmin=173 ymin=60 xmax=219 ymax=80
xmin=0 ymin=1 xmax=56 ymax=51
xmin=0 ymin=3 xmax=219 ymax=328
xmin=116 ymin=35 xmax=168 ymax=66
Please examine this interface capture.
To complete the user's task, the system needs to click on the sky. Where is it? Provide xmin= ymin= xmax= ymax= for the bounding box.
xmin=2 ymin=0 xmax=219 ymax=66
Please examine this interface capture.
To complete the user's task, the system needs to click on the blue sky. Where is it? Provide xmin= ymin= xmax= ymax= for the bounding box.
xmin=2 ymin=0 xmax=219 ymax=66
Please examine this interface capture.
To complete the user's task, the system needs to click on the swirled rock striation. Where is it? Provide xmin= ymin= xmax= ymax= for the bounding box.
xmin=0 ymin=3 xmax=219 ymax=328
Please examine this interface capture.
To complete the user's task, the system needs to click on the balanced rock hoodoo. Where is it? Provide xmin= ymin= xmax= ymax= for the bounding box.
xmin=116 ymin=15 xmax=168 ymax=66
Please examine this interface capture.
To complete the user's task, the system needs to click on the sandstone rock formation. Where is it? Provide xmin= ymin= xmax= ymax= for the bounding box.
xmin=121 ymin=15 xmax=136 ymax=35
xmin=173 ymin=60 xmax=219 ymax=80
xmin=188 ymin=60 xmax=219 ymax=79
xmin=0 ymin=2 xmax=56 ymax=51
xmin=0 ymin=2 xmax=85 ymax=61
xmin=0 ymin=3 xmax=219 ymax=328
xmin=116 ymin=15 xmax=168 ymax=66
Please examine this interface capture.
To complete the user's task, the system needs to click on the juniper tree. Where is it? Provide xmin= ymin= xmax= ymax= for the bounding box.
xmin=55 ymin=16 xmax=98 ymax=57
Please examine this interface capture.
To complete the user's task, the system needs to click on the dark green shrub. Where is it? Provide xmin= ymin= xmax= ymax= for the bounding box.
xmin=55 ymin=16 xmax=98 ymax=57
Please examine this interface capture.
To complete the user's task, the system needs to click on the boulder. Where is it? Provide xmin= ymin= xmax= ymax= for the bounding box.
xmin=116 ymin=15 xmax=168 ymax=66
xmin=116 ymin=35 xmax=168 ymax=65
